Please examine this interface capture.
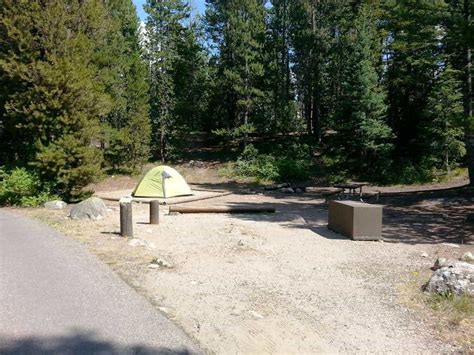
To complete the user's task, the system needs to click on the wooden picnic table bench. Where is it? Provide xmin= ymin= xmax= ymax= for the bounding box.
xmin=329 ymin=182 xmax=380 ymax=203
xmin=333 ymin=182 xmax=369 ymax=199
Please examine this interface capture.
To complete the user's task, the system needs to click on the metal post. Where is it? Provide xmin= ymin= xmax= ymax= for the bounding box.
xmin=120 ymin=199 xmax=133 ymax=237
xmin=150 ymin=200 xmax=160 ymax=225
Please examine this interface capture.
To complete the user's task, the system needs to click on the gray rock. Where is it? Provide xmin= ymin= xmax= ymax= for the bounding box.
xmin=151 ymin=258 xmax=172 ymax=268
xmin=420 ymin=252 xmax=429 ymax=258
xmin=460 ymin=252 xmax=474 ymax=263
xmin=281 ymin=187 xmax=294 ymax=193
xmin=128 ymin=238 xmax=148 ymax=247
xmin=441 ymin=243 xmax=460 ymax=248
xmin=128 ymin=239 xmax=156 ymax=249
xmin=264 ymin=183 xmax=290 ymax=191
xmin=426 ymin=261 xmax=474 ymax=296
xmin=433 ymin=257 xmax=448 ymax=270
xmin=69 ymin=197 xmax=107 ymax=221
xmin=294 ymin=188 xmax=303 ymax=193
xmin=44 ymin=200 xmax=67 ymax=210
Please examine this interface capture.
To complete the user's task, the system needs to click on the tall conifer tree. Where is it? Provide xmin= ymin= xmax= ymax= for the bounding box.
xmin=0 ymin=0 xmax=110 ymax=198
xmin=100 ymin=0 xmax=151 ymax=173
xmin=145 ymin=0 xmax=190 ymax=160
xmin=206 ymin=0 xmax=266 ymax=146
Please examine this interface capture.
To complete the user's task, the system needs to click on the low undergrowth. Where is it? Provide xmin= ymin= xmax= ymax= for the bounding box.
xmin=221 ymin=143 xmax=311 ymax=183
xmin=0 ymin=167 xmax=58 ymax=207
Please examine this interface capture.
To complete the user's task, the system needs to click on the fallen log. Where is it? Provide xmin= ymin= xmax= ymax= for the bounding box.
xmin=168 ymin=206 xmax=276 ymax=214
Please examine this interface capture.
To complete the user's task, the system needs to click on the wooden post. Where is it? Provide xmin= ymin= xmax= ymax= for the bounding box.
xmin=150 ymin=200 xmax=160 ymax=225
xmin=120 ymin=198 xmax=133 ymax=237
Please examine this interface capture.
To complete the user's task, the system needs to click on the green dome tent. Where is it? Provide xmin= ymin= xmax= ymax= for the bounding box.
xmin=132 ymin=165 xmax=193 ymax=198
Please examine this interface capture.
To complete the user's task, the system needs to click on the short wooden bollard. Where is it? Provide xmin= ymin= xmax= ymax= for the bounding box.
xmin=120 ymin=198 xmax=133 ymax=237
xmin=150 ymin=200 xmax=160 ymax=224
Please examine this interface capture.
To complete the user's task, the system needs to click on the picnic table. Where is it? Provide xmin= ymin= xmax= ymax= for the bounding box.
xmin=333 ymin=182 xmax=369 ymax=199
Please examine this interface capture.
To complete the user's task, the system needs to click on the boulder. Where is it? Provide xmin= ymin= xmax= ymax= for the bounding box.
xmin=44 ymin=200 xmax=66 ymax=210
xmin=426 ymin=260 xmax=474 ymax=296
xmin=69 ymin=197 xmax=107 ymax=221
xmin=281 ymin=187 xmax=294 ymax=193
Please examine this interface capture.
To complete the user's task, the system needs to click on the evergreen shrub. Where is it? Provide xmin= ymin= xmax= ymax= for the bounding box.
xmin=234 ymin=144 xmax=310 ymax=182
xmin=0 ymin=167 xmax=58 ymax=207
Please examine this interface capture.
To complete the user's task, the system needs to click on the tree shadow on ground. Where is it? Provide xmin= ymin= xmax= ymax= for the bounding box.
xmin=187 ymin=182 xmax=474 ymax=245
xmin=0 ymin=330 xmax=194 ymax=355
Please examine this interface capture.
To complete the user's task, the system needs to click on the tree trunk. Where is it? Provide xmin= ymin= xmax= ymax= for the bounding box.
xmin=463 ymin=0 xmax=474 ymax=185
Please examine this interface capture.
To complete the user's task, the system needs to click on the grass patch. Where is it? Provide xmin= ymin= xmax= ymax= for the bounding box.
xmin=428 ymin=292 xmax=474 ymax=327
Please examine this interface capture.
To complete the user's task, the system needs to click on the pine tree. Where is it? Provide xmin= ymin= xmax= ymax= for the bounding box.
xmin=289 ymin=0 xmax=325 ymax=140
xmin=173 ymin=21 xmax=211 ymax=134
xmin=205 ymin=0 xmax=266 ymax=147
xmin=339 ymin=2 xmax=392 ymax=173
xmin=264 ymin=0 xmax=298 ymax=134
xmin=0 ymin=0 xmax=110 ymax=198
xmin=383 ymin=0 xmax=448 ymax=165
xmin=423 ymin=66 xmax=465 ymax=172
xmin=100 ymin=0 xmax=151 ymax=173
xmin=145 ymin=0 xmax=189 ymax=160
xmin=445 ymin=0 xmax=474 ymax=183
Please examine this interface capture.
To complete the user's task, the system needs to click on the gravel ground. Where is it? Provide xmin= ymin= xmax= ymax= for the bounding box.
xmin=16 ymin=186 xmax=474 ymax=353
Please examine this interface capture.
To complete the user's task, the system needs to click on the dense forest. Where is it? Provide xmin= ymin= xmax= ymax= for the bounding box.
xmin=0 ymin=0 xmax=472 ymax=201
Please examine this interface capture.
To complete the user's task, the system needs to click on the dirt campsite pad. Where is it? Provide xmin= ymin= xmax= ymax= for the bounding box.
xmin=17 ymin=182 xmax=474 ymax=353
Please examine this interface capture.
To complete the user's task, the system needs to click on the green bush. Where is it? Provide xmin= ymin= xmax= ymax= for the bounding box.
xmin=234 ymin=144 xmax=310 ymax=182
xmin=0 ymin=167 xmax=58 ymax=207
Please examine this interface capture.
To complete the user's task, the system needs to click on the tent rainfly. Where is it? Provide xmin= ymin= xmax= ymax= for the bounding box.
xmin=132 ymin=165 xmax=193 ymax=198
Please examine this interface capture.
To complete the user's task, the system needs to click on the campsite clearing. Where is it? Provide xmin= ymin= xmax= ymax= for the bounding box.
xmin=15 ymin=173 xmax=474 ymax=353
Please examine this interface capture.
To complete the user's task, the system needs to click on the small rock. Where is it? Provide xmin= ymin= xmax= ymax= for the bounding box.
xmin=294 ymin=188 xmax=303 ymax=193
xmin=148 ymin=264 xmax=160 ymax=269
xmin=248 ymin=310 xmax=264 ymax=319
xmin=237 ymin=240 xmax=245 ymax=247
xmin=44 ymin=200 xmax=67 ymax=210
xmin=128 ymin=238 xmax=149 ymax=247
xmin=441 ymin=243 xmax=460 ymax=248
xmin=461 ymin=252 xmax=474 ymax=263
xmin=151 ymin=258 xmax=172 ymax=268
xmin=433 ymin=257 xmax=448 ymax=270
xmin=230 ymin=309 xmax=241 ymax=316
xmin=289 ymin=214 xmax=306 ymax=224
xmin=158 ymin=306 xmax=169 ymax=314
xmin=420 ymin=252 xmax=429 ymax=258
xmin=281 ymin=187 xmax=294 ymax=193
xmin=264 ymin=183 xmax=290 ymax=191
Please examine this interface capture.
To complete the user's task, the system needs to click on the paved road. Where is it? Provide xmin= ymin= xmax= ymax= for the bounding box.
xmin=0 ymin=210 xmax=201 ymax=354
